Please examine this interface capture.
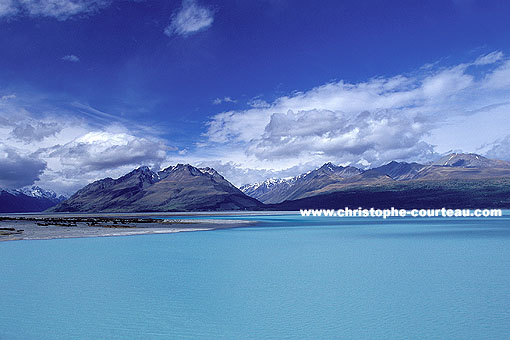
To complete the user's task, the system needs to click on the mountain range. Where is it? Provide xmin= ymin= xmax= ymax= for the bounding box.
xmin=0 ymin=186 xmax=67 ymax=213
xmin=240 ymin=153 xmax=510 ymax=205
xmin=49 ymin=164 xmax=262 ymax=212
xmin=240 ymin=163 xmax=363 ymax=204
xmin=2 ymin=153 xmax=509 ymax=213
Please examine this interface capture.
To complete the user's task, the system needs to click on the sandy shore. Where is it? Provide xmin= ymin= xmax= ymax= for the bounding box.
xmin=0 ymin=213 xmax=258 ymax=242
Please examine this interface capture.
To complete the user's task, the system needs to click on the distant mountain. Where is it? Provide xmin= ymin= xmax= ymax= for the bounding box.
xmin=241 ymin=153 xmax=510 ymax=204
xmin=368 ymin=161 xmax=426 ymax=180
xmin=0 ymin=186 xmax=67 ymax=213
xmin=240 ymin=162 xmax=362 ymax=204
xmin=49 ymin=164 xmax=262 ymax=212
xmin=20 ymin=186 xmax=68 ymax=202
xmin=432 ymin=153 xmax=508 ymax=168
xmin=412 ymin=153 xmax=510 ymax=181
xmin=240 ymin=178 xmax=293 ymax=202
xmin=268 ymin=178 xmax=510 ymax=210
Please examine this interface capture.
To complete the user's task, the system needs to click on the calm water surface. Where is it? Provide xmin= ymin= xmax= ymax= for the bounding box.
xmin=1 ymin=213 xmax=510 ymax=339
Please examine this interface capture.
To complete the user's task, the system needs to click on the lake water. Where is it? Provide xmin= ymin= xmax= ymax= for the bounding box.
xmin=1 ymin=213 xmax=510 ymax=339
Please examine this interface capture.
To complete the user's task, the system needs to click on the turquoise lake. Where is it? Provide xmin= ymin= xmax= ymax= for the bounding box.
xmin=1 ymin=213 xmax=510 ymax=339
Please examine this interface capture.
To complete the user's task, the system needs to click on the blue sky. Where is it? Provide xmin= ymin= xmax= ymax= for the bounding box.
xmin=1 ymin=0 xmax=510 ymax=193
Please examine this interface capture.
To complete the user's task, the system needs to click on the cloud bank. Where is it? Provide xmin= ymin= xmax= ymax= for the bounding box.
xmin=204 ymin=51 xmax=510 ymax=177
xmin=1 ymin=52 xmax=509 ymax=191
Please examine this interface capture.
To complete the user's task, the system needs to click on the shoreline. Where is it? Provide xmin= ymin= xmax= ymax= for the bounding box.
xmin=0 ymin=214 xmax=260 ymax=242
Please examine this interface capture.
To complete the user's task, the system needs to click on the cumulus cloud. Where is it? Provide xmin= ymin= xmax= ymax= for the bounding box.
xmin=1 ymin=51 xmax=509 ymax=192
xmin=0 ymin=97 xmax=175 ymax=193
xmin=0 ymin=143 xmax=46 ymax=188
xmin=44 ymin=131 xmax=169 ymax=172
xmin=0 ymin=0 xmax=111 ymax=20
xmin=35 ymin=127 xmax=174 ymax=194
xmin=62 ymin=54 xmax=79 ymax=62
xmin=204 ymin=51 xmax=510 ymax=168
xmin=485 ymin=135 xmax=510 ymax=161
xmin=165 ymin=0 xmax=214 ymax=37
xmin=248 ymin=109 xmax=434 ymax=163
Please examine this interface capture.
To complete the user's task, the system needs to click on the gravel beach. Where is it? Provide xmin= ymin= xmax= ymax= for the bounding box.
xmin=0 ymin=213 xmax=257 ymax=241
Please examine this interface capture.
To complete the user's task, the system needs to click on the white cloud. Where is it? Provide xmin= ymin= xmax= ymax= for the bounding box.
xmin=1 ymin=93 xmax=16 ymax=101
xmin=247 ymin=109 xmax=434 ymax=163
xmin=42 ymin=130 xmax=168 ymax=173
xmin=203 ymin=51 xmax=510 ymax=174
xmin=2 ymin=51 xmax=509 ymax=192
xmin=164 ymin=0 xmax=214 ymax=37
xmin=0 ymin=0 xmax=111 ymax=20
xmin=0 ymin=97 xmax=175 ymax=193
xmin=0 ymin=0 xmax=17 ymax=17
xmin=0 ymin=143 xmax=46 ymax=188
xmin=192 ymin=160 xmax=341 ymax=188
xmin=482 ymin=60 xmax=510 ymax=89
xmin=248 ymin=98 xmax=271 ymax=108
xmin=473 ymin=51 xmax=503 ymax=65
xmin=213 ymin=96 xmax=236 ymax=105
xmin=421 ymin=66 xmax=473 ymax=98
xmin=62 ymin=54 xmax=79 ymax=62
xmin=485 ymin=135 xmax=510 ymax=161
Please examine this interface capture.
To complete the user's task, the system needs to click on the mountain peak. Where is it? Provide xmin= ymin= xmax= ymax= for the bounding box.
xmin=241 ymin=163 xmax=363 ymax=203
xmin=162 ymin=163 xmax=196 ymax=172
xmin=198 ymin=167 xmax=222 ymax=178
xmin=319 ymin=162 xmax=339 ymax=171
xmin=370 ymin=161 xmax=425 ymax=180
xmin=49 ymin=163 xmax=261 ymax=212
xmin=315 ymin=163 xmax=363 ymax=178
xmin=20 ymin=185 xmax=59 ymax=199
xmin=127 ymin=165 xmax=154 ymax=175
xmin=117 ymin=166 xmax=159 ymax=187
xmin=174 ymin=164 xmax=205 ymax=177
xmin=432 ymin=153 xmax=501 ymax=168
xmin=159 ymin=164 xmax=223 ymax=179
xmin=0 ymin=185 xmax=68 ymax=213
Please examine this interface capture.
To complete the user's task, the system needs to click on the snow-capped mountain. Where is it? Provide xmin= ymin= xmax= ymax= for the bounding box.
xmin=240 ymin=178 xmax=292 ymax=196
xmin=432 ymin=153 xmax=509 ymax=168
xmin=240 ymin=163 xmax=363 ymax=204
xmin=0 ymin=186 xmax=68 ymax=213
xmin=240 ymin=154 xmax=510 ymax=204
xmin=19 ymin=186 xmax=68 ymax=202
